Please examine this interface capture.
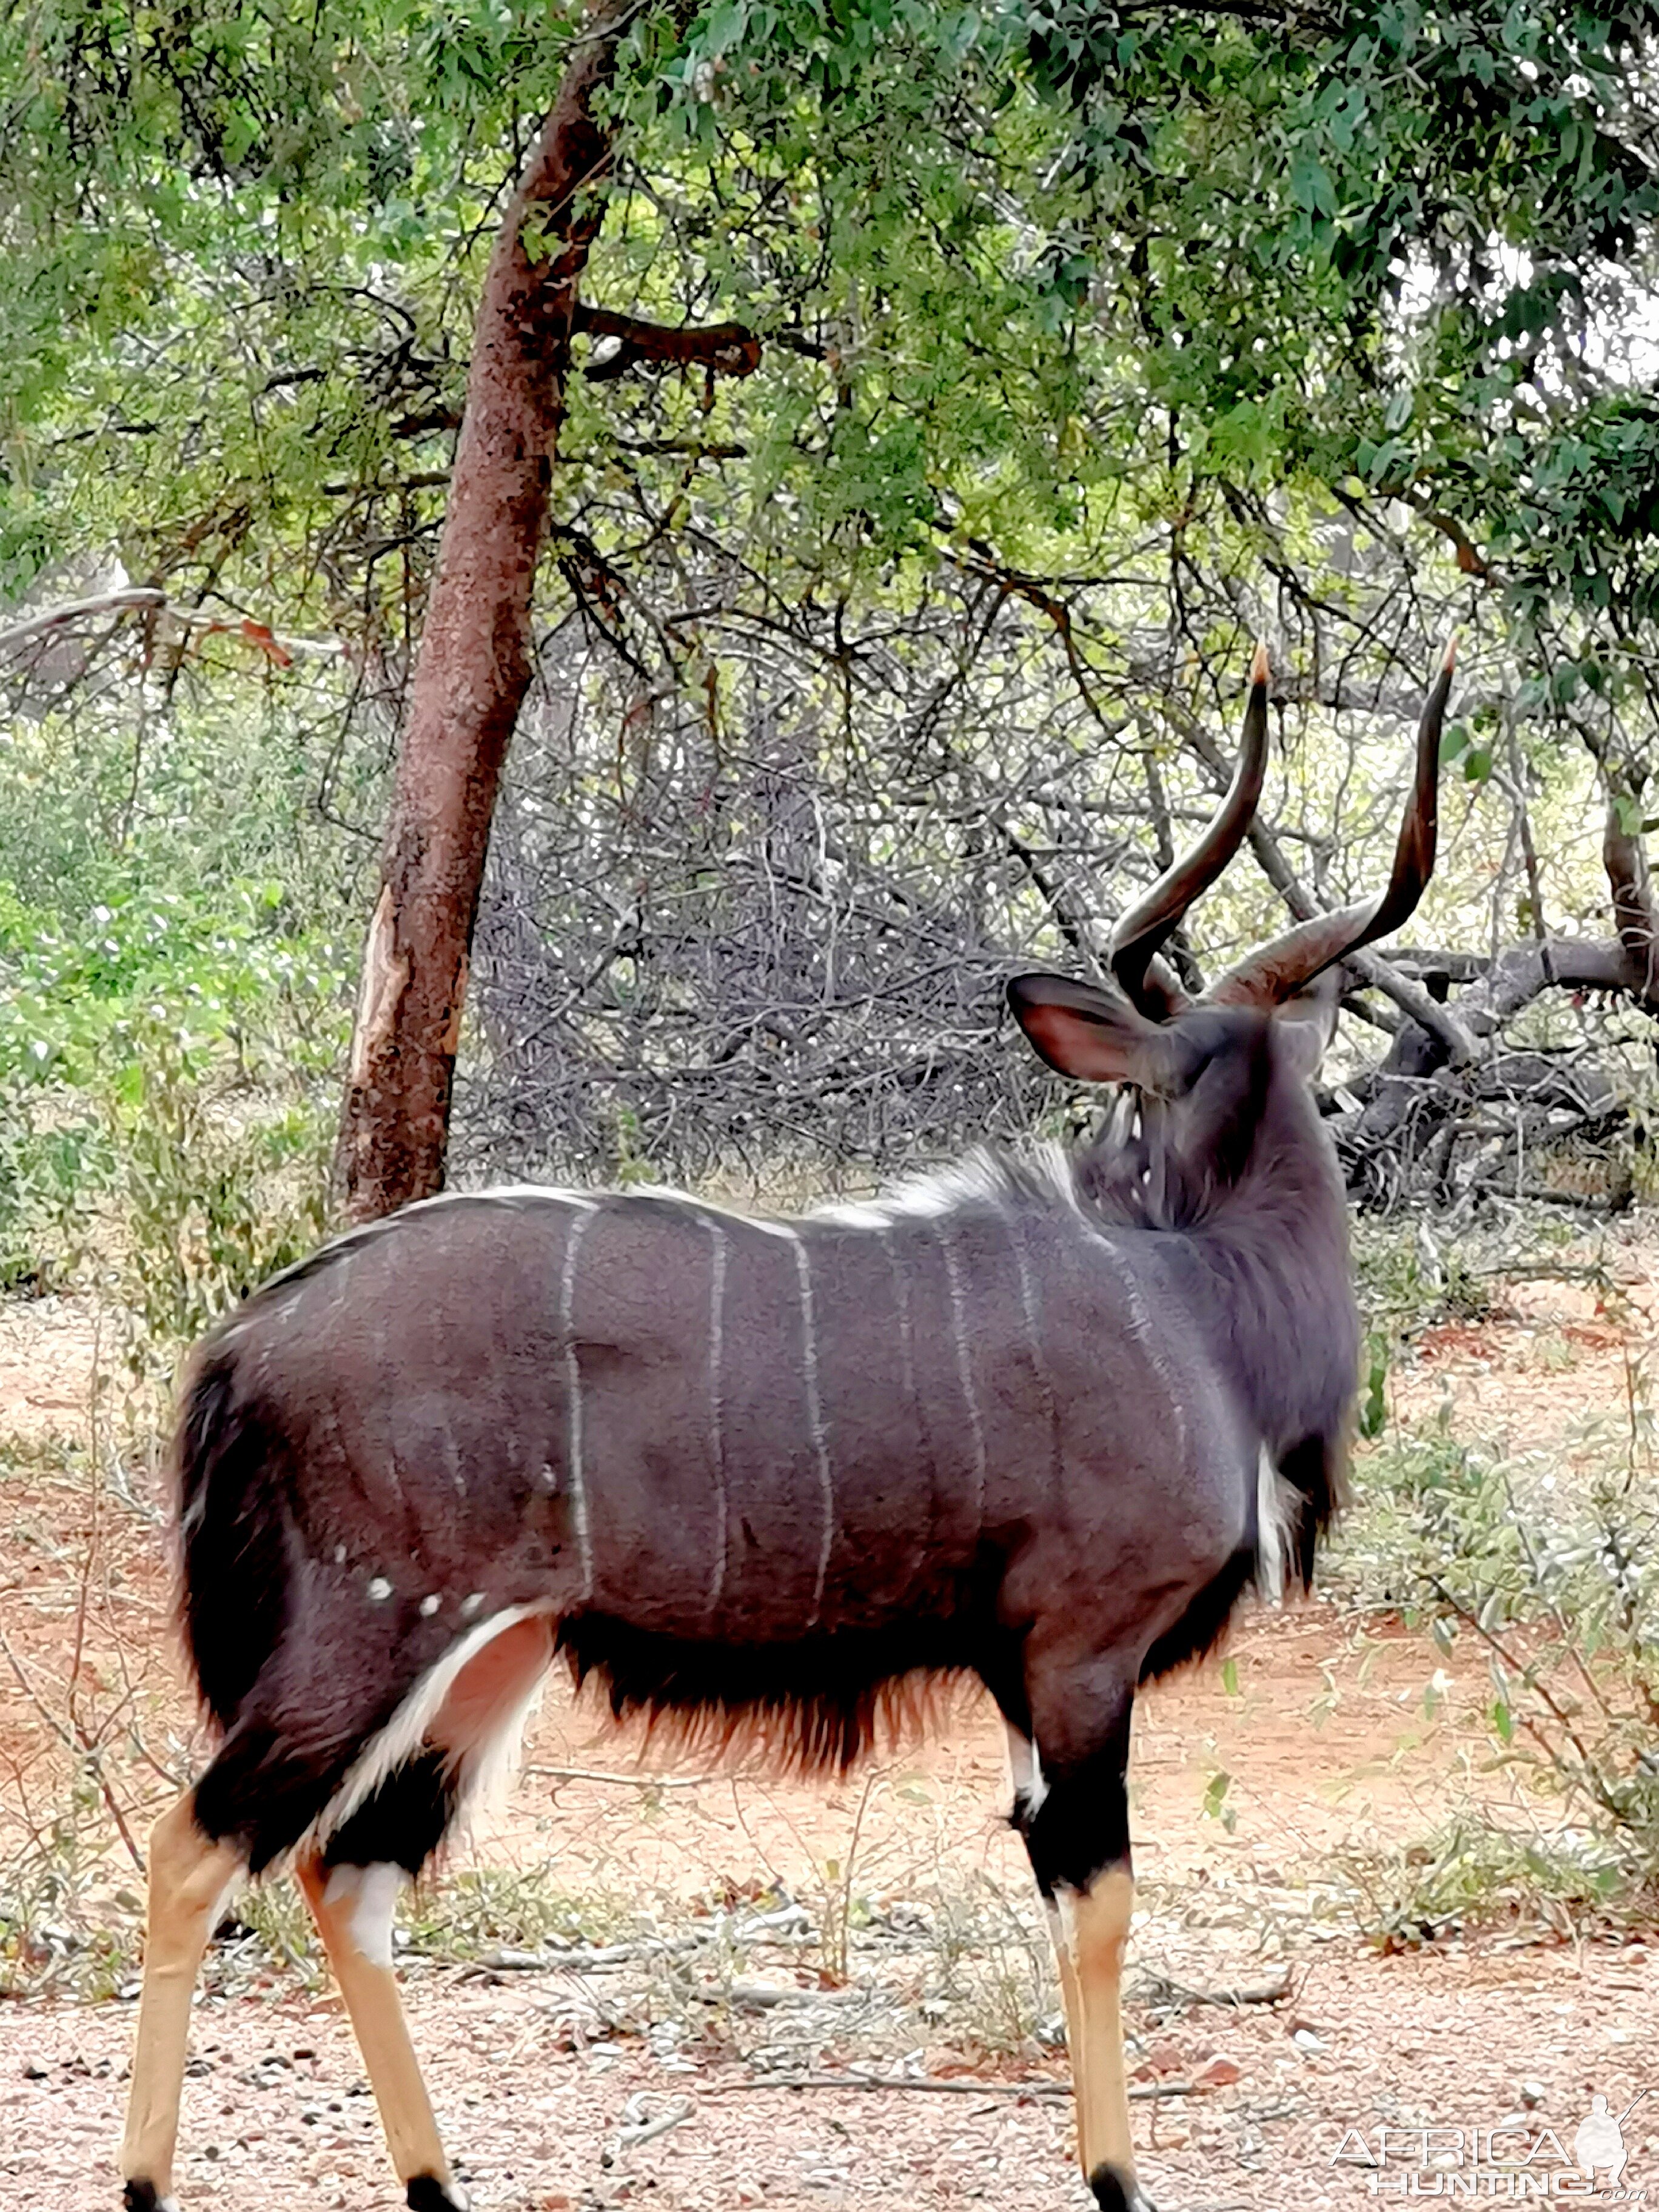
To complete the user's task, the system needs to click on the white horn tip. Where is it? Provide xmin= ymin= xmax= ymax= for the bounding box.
xmin=1250 ymin=640 xmax=1270 ymax=686
xmin=1441 ymin=632 xmax=1458 ymax=673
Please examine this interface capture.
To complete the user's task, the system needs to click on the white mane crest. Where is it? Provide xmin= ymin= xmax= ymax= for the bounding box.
xmin=811 ymin=1142 xmax=1078 ymax=1228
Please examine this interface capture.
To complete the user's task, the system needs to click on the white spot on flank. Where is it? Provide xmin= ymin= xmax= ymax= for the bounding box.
xmin=705 ymin=1218 xmax=729 ymax=1617
xmin=935 ymin=1221 xmax=988 ymax=1530
xmin=461 ymin=1592 xmax=484 ymax=1618
xmin=419 ymin=1594 xmax=441 ymax=1618
xmin=786 ymin=1229 xmax=834 ymax=1626
xmin=333 ymin=1544 xmax=347 ymax=1565
xmin=366 ymin=1577 xmax=392 ymax=1603
xmin=441 ymin=1415 xmax=465 ymax=1498
xmin=559 ymin=1208 xmax=596 ymax=1603
xmin=323 ymin=1860 xmax=401 ymax=1971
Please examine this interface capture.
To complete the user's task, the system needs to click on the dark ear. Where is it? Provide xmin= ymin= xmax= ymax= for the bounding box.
xmin=1007 ymin=972 xmax=1185 ymax=1089
xmin=1271 ymin=971 xmax=1342 ymax=1082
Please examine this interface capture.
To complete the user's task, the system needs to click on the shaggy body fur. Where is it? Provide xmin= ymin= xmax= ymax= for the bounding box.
xmin=173 ymin=1014 xmax=1354 ymax=1879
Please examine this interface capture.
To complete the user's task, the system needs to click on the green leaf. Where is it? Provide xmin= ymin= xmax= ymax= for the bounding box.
xmin=1290 ymin=152 xmax=1337 ymax=218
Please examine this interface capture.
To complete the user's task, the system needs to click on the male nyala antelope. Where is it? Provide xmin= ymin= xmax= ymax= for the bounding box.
xmin=121 ymin=643 xmax=1451 ymax=2212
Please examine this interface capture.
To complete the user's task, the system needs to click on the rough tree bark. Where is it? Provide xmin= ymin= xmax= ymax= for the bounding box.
xmin=336 ymin=0 xmax=763 ymax=1221
xmin=335 ymin=0 xmax=635 ymax=1221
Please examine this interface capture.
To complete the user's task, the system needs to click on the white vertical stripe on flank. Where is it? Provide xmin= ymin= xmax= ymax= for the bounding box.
xmin=1002 ymin=1207 xmax=1061 ymax=1469
xmin=1085 ymin=1229 xmax=1188 ymax=1466
xmin=877 ymin=1224 xmax=918 ymax=1426
xmin=705 ymin=1216 xmax=729 ymax=1617
xmin=786 ymin=1228 xmax=835 ymax=1627
xmin=936 ymin=1222 xmax=988 ymax=1531
xmin=560 ymin=1206 xmax=596 ymax=1602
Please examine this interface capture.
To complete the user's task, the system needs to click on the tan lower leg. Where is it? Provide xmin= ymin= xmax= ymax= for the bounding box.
xmin=120 ymin=1792 xmax=245 ymax=2202
xmin=1061 ymin=1866 xmax=1137 ymax=2189
xmin=295 ymin=1855 xmax=457 ymax=2199
xmin=1045 ymin=1903 xmax=1092 ymax=2170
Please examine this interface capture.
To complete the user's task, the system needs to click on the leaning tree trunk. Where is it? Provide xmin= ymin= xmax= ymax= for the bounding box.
xmin=335 ymin=0 xmax=636 ymax=1223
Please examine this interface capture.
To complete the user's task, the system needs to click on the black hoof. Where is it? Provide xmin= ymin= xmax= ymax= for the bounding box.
xmin=407 ymin=2177 xmax=470 ymax=2212
xmin=1089 ymin=2163 xmax=1155 ymax=2212
xmin=122 ymin=2186 xmax=176 ymax=2212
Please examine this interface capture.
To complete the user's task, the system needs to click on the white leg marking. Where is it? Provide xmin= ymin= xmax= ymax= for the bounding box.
xmin=1006 ymin=1723 xmax=1033 ymax=1800
xmin=450 ymin=1630 xmax=556 ymax=1824
xmin=786 ymin=1230 xmax=835 ymax=1627
xmin=560 ymin=1206 xmax=596 ymax=1602
xmin=323 ymin=1861 xmax=403 ymax=1971
xmin=1005 ymin=1724 xmax=1049 ymax=1815
xmin=934 ymin=1221 xmax=988 ymax=1532
xmin=1256 ymin=1444 xmax=1298 ymax=1605
xmin=312 ymin=1603 xmax=555 ymax=1850
xmin=705 ymin=1217 xmax=729 ymax=1617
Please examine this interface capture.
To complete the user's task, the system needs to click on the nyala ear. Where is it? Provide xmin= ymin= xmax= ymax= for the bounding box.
xmin=1007 ymin=973 xmax=1187 ymax=1090
xmin=1272 ymin=971 xmax=1342 ymax=1082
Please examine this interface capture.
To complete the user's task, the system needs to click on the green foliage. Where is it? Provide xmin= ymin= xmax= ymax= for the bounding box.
xmin=0 ymin=699 xmax=355 ymax=1324
xmin=102 ymin=1013 xmax=337 ymax=1359
xmin=1335 ymin=1390 xmax=1659 ymax=1884
xmin=400 ymin=1869 xmax=630 ymax=1957
xmin=1342 ymin=1815 xmax=1639 ymax=1951
xmin=9 ymin=0 xmax=1659 ymax=665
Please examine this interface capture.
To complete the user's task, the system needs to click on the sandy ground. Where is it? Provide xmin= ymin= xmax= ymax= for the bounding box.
xmin=4 ymin=1941 xmax=1657 ymax=2208
xmin=4 ymin=1247 xmax=1659 ymax=2210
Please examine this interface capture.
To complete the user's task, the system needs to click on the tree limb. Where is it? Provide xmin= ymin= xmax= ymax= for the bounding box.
xmin=573 ymin=303 xmax=763 ymax=381
xmin=0 ymin=586 xmax=166 ymax=655
xmin=1600 ymin=795 xmax=1659 ymax=1004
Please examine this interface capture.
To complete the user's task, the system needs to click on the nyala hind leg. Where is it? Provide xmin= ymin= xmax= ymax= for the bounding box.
xmin=120 ymin=1791 xmax=245 ymax=2210
xmin=296 ymin=1849 xmax=466 ymax=2210
xmin=294 ymin=1616 xmax=557 ymax=2211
